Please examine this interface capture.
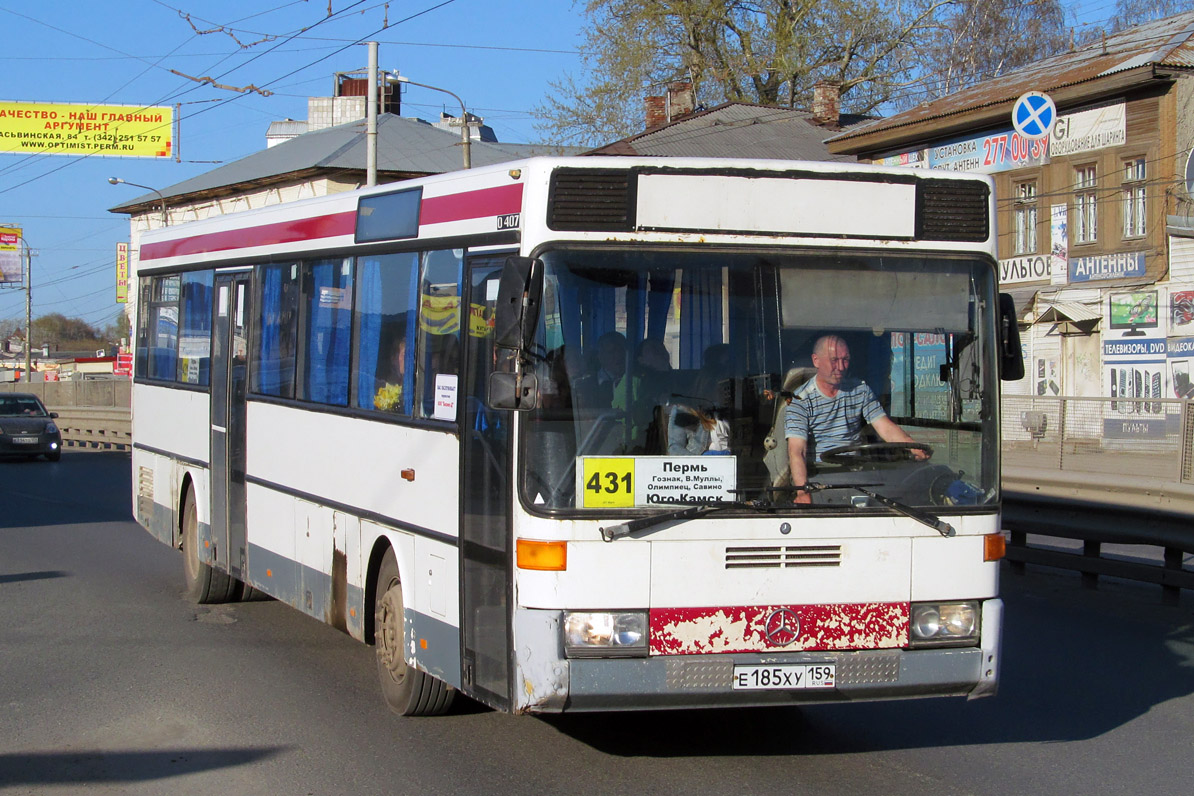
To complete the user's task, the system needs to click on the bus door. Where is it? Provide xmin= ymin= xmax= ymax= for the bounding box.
xmin=210 ymin=273 xmax=250 ymax=581
xmin=459 ymin=259 xmax=512 ymax=709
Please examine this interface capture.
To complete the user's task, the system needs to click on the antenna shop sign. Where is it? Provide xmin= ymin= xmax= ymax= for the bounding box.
xmin=0 ymin=101 xmax=173 ymax=158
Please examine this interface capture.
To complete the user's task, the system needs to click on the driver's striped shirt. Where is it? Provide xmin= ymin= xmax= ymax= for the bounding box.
xmin=784 ymin=377 xmax=886 ymax=461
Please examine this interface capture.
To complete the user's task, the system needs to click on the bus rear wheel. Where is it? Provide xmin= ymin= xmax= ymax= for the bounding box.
xmin=374 ymin=548 xmax=455 ymax=716
xmin=181 ymin=490 xmax=238 ymax=604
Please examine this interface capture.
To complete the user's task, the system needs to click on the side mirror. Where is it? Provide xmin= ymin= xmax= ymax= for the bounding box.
xmin=997 ymin=292 xmax=1025 ymax=381
xmin=488 ymin=371 xmax=538 ymax=411
xmin=50 ymin=412 xmax=59 ymax=419
xmin=494 ymin=256 xmax=543 ymax=350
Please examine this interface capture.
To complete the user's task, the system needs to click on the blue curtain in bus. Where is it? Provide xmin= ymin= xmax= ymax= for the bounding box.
xmin=306 ymin=261 xmax=352 ymax=405
xmin=355 ymin=259 xmax=381 ymax=409
xmin=680 ymin=268 xmax=723 ymax=369
xmin=180 ymin=273 xmax=213 ymax=386
xmin=259 ymin=267 xmax=283 ymax=395
xmin=403 ymin=263 xmax=418 ymax=415
xmin=626 ymin=273 xmax=646 ymax=351
xmin=646 ymin=272 xmax=675 ymax=341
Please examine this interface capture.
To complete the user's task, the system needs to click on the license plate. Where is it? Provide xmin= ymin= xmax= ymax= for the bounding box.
xmin=12 ymin=436 xmax=38 ymax=444
xmin=732 ymin=664 xmax=836 ymax=690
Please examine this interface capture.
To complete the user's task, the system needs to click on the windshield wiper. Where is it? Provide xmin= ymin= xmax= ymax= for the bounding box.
xmin=599 ymin=482 xmax=956 ymax=542
xmin=832 ymin=485 xmax=955 ymax=537
xmin=599 ymin=499 xmax=775 ymax=542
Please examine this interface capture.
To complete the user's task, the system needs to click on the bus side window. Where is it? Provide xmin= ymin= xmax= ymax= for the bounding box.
xmin=300 ymin=258 xmax=354 ymax=406
xmin=416 ymin=249 xmax=463 ymax=420
xmin=253 ymin=263 xmax=300 ymax=399
xmin=353 ymin=252 xmax=418 ymax=415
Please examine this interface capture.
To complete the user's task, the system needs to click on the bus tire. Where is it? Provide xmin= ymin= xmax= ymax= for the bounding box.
xmin=181 ymin=490 xmax=238 ymax=604
xmin=374 ymin=548 xmax=455 ymax=716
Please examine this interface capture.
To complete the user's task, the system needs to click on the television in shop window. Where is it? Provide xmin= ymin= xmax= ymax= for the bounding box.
xmin=1108 ymin=290 xmax=1158 ymax=337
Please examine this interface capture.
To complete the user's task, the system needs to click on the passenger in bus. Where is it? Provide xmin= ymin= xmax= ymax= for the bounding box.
xmin=574 ymin=331 xmax=641 ymax=412
xmin=636 ymin=338 xmax=673 ymax=406
xmin=665 ymin=344 xmax=731 ymax=455
xmin=373 ymin=334 xmax=407 ymax=412
xmin=786 ymin=334 xmax=927 ymax=504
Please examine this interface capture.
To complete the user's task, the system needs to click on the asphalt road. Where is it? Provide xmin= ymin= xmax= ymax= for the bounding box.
xmin=2 ymin=452 xmax=1193 ymax=796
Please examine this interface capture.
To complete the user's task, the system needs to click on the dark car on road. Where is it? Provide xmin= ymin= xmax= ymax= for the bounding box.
xmin=0 ymin=393 xmax=62 ymax=461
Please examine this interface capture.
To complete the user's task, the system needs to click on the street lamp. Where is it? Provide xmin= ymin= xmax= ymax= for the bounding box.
xmin=389 ymin=74 xmax=471 ymax=169
xmin=108 ymin=177 xmax=168 ymax=226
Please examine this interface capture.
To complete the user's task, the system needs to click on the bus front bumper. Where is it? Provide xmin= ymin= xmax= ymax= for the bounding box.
xmin=514 ymin=599 xmax=1001 ymax=713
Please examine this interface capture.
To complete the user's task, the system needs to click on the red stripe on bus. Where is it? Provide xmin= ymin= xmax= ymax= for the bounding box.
xmin=420 ymin=183 xmax=523 ymax=225
xmin=140 ymin=211 xmax=357 ymax=261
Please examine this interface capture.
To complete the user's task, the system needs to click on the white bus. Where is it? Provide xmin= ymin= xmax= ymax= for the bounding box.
xmin=131 ymin=156 xmax=1023 ymax=715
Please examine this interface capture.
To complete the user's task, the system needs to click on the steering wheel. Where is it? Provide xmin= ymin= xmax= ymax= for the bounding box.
xmin=820 ymin=441 xmax=933 ymax=465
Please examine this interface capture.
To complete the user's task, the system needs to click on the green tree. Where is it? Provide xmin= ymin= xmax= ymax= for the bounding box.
xmin=537 ymin=0 xmax=954 ymax=146
xmin=30 ymin=313 xmax=102 ymax=350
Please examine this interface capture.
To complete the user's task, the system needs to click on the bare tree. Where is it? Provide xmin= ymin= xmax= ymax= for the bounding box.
xmin=536 ymin=0 xmax=952 ymax=146
xmin=1108 ymin=0 xmax=1193 ymax=32
xmin=892 ymin=0 xmax=1069 ymax=111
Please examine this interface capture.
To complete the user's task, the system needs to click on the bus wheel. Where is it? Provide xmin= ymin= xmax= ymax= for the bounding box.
xmin=374 ymin=549 xmax=455 ymax=716
xmin=181 ymin=490 xmax=237 ymax=604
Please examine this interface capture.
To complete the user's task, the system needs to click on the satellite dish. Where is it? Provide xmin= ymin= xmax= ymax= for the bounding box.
xmin=1186 ymin=149 xmax=1194 ymax=198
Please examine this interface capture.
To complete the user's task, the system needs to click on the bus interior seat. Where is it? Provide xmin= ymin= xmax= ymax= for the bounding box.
xmin=762 ymin=366 xmax=817 ymax=486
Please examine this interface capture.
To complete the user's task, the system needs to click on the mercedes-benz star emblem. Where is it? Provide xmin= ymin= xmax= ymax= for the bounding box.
xmin=764 ymin=608 xmax=800 ymax=647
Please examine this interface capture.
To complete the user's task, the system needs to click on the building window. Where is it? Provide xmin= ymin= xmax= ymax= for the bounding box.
xmin=1013 ymin=181 xmax=1037 ymax=255
xmin=1074 ymin=165 xmax=1098 ymax=244
xmin=1122 ymin=157 xmax=1146 ymax=239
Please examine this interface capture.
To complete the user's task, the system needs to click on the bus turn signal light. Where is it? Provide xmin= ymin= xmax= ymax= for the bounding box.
xmin=517 ymin=539 xmax=567 ymax=571
xmin=984 ymin=533 xmax=1006 ymax=562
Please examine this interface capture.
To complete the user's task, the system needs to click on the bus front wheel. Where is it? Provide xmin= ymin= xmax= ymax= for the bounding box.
xmin=374 ymin=548 xmax=455 ymax=716
xmin=181 ymin=490 xmax=238 ymax=604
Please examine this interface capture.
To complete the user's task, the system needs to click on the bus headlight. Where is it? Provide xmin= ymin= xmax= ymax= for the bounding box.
xmin=909 ymin=601 xmax=980 ymax=648
xmin=563 ymin=611 xmax=648 ymax=658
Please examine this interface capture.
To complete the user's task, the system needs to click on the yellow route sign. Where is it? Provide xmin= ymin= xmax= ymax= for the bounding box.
xmin=0 ymin=101 xmax=173 ymax=158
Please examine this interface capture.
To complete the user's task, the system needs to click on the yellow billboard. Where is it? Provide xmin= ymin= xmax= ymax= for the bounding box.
xmin=0 ymin=101 xmax=173 ymax=158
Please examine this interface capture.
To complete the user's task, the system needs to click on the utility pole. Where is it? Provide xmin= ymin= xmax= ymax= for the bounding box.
xmin=23 ymin=239 xmax=32 ymax=382
xmin=366 ymin=41 xmax=378 ymax=187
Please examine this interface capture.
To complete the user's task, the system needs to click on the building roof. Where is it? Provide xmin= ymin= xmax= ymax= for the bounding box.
xmin=109 ymin=112 xmax=581 ymax=214
xmin=829 ymin=10 xmax=1194 ymax=153
xmin=584 ymin=102 xmax=871 ymax=161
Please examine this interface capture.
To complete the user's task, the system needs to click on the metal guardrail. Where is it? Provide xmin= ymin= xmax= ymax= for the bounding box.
xmin=51 ymin=407 xmax=131 ymax=451
xmin=1001 ymin=394 xmax=1194 ymax=600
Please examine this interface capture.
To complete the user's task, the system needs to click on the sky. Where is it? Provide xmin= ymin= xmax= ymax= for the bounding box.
xmin=0 ymin=0 xmax=583 ymax=337
xmin=0 ymin=0 xmax=1127 ymax=338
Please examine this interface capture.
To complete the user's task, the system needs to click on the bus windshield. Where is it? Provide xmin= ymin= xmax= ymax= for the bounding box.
xmin=522 ymin=247 xmax=999 ymax=513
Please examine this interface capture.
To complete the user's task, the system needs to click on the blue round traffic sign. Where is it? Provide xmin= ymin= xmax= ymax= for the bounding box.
xmin=1012 ymin=92 xmax=1056 ymax=140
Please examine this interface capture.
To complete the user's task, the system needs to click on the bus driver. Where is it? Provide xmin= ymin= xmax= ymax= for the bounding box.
xmin=786 ymin=334 xmax=927 ymax=505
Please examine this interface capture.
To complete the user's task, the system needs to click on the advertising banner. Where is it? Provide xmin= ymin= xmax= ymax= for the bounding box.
xmin=1069 ymin=251 xmax=1147 ymax=283
xmin=116 ymin=242 xmax=129 ymax=303
xmin=0 ymin=226 xmax=20 ymax=284
xmin=925 ymin=127 xmax=1049 ymax=174
xmin=1050 ymin=205 xmax=1068 ymax=285
xmin=0 ymin=101 xmax=173 ymax=158
xmin=1049 ymin=103 xmax=1126 ymax=158
xmin=1000 ymin=254 xmax=1052 ymax=284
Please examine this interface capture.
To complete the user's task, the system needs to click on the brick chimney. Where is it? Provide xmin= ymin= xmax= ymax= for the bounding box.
xmin=645 ymin=95 xmax=667 ymax=129
xmin=811 ymin=82 xmax=841 ymax=128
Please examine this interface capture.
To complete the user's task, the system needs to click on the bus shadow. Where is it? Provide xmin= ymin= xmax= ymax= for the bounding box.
xmin=0 ymin=570 xmax=69 ymax=585
xmin=542 ymin=570 xmax=1194 ymax=757
xmin=0 ymin=747 xmax=289 ymax=787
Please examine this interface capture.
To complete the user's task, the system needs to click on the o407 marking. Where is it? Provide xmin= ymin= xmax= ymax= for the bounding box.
xmin=497 ymin=213 xmax=520 ymax=230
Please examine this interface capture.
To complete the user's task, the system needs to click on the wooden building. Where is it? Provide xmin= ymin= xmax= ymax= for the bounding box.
xmin=826 ymin=11 xmax=1194 ymax=407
